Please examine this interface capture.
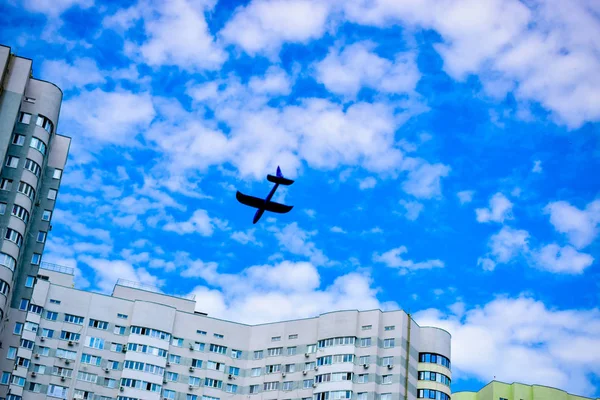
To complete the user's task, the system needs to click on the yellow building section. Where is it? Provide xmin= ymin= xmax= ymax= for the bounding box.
xmin=453 ymin=381 xmax=599 ymax=400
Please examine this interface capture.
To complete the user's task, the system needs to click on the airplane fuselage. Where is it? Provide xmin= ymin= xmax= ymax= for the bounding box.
xmin=253 ymin=183 xmax=280 ymax=224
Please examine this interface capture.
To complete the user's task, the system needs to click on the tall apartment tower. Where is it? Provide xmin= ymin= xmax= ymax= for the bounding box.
xmin=0 ymin=45 xmax=70 ymax=326
xmin=0 ymin=267 xmax=452 ymax=400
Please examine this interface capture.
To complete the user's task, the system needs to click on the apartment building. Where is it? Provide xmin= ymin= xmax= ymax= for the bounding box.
xmin=0 ymin=44 xmax=70 ymax=324
xmin=452 ymin=381 xmax=599 ymax=400
xmin=0 ymin=264 xmax=452 ymax=400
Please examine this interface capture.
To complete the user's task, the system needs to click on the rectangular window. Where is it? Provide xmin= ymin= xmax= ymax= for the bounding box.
xmin=31 ymin=253 xmax=41 ymax=265
xmin=287 ymin=346 xmax=297 ymax=355
xmin=254 ymin=350 xmax=263 ymax=359
xmin=42 ymin=210 xmax=52 ymax=221
xmin=228 ymin=366 xmax=240 ymax=376
xmin=53 ymin=169 xmax=62 ymax=179
xmin=19 ymin=298 xmax=29 ymax=310
xmin=384 ymin=325 xmax=395 ymax=331
xmin=271 ymin=336 xmax=281 ymax=341
xmin=45 ymin=311 xmax=58 ymax=320
xmin=117 ymin=313 xmax=128 ymax=319
xmin=12 ymin=134 xmax=25 ymax=146
xmin=47 ymin=189 xmax=57 ymax=200
xmin=226 ymin=383 xmax=238 ymax=393
xmin=0 ymin=178 xmax=12 ymax=191
xmin=289 ymin=334 xmax=298 ymax=339
xmin=251 ymin=367 xmax=261 ymax=377
xmin=231 ymin=349 xmax=242 ymax=358
xmin=359 ymin=355 xmax=370 ymax=365
xmin=89 ymin=319 xmax=109 ymax=330
xmin=64 ymin=314 xmax=84 ymax=325
xmin=382 ymin=375 xmax=392 ymax=384
xmin=267 ymin=347 xmax=282 ymax=356
xmin=214 ymin=333 xmax=224 ymax=339
xmin=384 ymin=338 xmax=395 ymax=348
xmin=358 ymin=374 xmax=368 ymax=383
xmin=362 ymin=325 xmax=372 ymax=330
xmin=36 ymin=231 xmax=47 ymax=243
xmin=360 ymin=338 xmax=372 ymax=347
xmin=42 ymin=328 xmax=54 ymax=338
xmin=5 ymin=156 xmax=19 ymax=168
xmin=303 ymin=379 xmax=314 ymax=389
xmin=19 ymin=112 xmax=32 ymax=124
xmin=171 ymin=337 xmax=183 ymax=346
xmin=24 ymin=97 xmax=35 ymax=103
xmin=382 ymin=356 xmax=393 ymax=366
xmin=1 ymin=372 xmax=10 ymax=385
xmin=7 ymin=347 xmax=17 ymax=359
xmin=197 ymin=330 xmax=207 ymax=335
xmin=25 ymin=275 xmax=35 ymax=288
xmin=0 ymin=203 xmax=5 ymax=215
xmin=13 ymin=322 xmax=23 ymax=335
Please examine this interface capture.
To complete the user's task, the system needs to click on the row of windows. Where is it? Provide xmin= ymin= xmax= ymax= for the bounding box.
xmin=130 ymin=325 xmax=171 ymax=341
xmin=120 ymin=378 xmax=161 ymax=392
xmin=12 ymin=134 xmax=47 ymax=155
xmin=18 ymin=112 xmax=54 ymax=134
xmin=0 ymin=201 xmax=52 ymax=226
xmin=361 ymin=325 xmax=395 ymax=331
xmin=4 ymin=228 xmax=23 ymax=247
xmin=123 ymin=360 xmax=165 ymax=375
xmin=417 ymin=389 xmax=451 ymax=400
xmin=418 ymin=371 xmax=451 ymax=386
xmin=418 ymin=353 xmax=451 ymax=369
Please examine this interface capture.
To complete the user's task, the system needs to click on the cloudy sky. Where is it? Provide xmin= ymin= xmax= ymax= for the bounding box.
xmin=3 ymin=0 xmax=600 ymax=396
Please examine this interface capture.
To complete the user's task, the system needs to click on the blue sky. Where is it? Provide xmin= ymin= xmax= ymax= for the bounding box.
xmin=3 ymin=0 xmax=600 ymax=396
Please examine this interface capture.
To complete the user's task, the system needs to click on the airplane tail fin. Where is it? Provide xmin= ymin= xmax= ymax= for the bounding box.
xmin=267 ymin=166 xmax=294 ymax=185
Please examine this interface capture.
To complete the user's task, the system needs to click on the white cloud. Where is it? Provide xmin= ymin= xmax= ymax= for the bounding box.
xmin=109 ymin=0 xmax=227 ymax=70
xmin=414 ymin=296 xmax=600 ymax=397
xmin=544 ymin=200 xmax=600 ymax=249
xmin=163 ymin=209 xmax=220 ymax=236
xmin=41 ymin=58 xmax=105 ymax=91
xmin=476 ymin=192 xmax=513 ymax=223
xmin=401 ymin=160 xmax=450 ymax=199
xmin=330 ymin=226 xmax=346 ymax=234
xmin=53 ymin=209 xmax=112 ymax=243
xmin=373 ymin=246 xmax=444 ymax=273
xmin=220 ymin=0 xmax=331 ymax=58
xmin=314 ymin=41 xmax=420 ymax=97
xmin=399 ymin=199 xmax=423 ymax=221
xmin=534 ymin=244 xmax=594 ymax=274
xmin=343 ymin=0 xmax=600 ymax=129
xmin=231 ymin=229 xmax=262 ymax=246
xmin=457 ymin=190 xmax=475 ymax=204
xmin=62 ymin=89 xmax=155 ymax=145
xmin=358 ymin=177 xmax=377 ymax=190
xmin=271 ymin=222 xmax=328 ymax=266
xmin=187 ymin=259 xmax=398 ymax=324
xmin=79 ymin=256 xmax=162 ymax=293
xmin=486 ymin=226 xmax=529 ymax=264
xmin=22 ymin=0 xmax=93 ymax=17
xmin=532 ymin=159 xmax=543 ymax=173
xmin=248 ymin=66 xmax=293 ymax=96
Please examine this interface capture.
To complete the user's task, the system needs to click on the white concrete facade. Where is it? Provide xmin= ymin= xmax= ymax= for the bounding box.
xmin=0 ymin=266 xmax=452 ymax=400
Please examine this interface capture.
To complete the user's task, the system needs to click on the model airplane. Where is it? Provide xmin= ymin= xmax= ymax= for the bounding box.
xmin=236 ymin=166 xmax=294 ymax=224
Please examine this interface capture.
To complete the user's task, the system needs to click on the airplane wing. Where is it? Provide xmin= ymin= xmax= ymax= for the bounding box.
xmin=267 ymin=174 xmax=294 ymax=185
xmin=236 ymin=191 xmax=293 ymax=213
xmin=264 ymin=201 xmax=293 ymax=214
xmin=236 ymin=191 xmax=265 ymax=209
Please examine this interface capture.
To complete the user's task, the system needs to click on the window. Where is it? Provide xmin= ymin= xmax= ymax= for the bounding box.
xmin=264 ymin=381 xmax=279 ymax=391
xmin=207 ymin=361 xmax=224 ymax=371
xmin=12 ymin=134 xmax=25 ymax=146
xmin=36 ymin=115 xmax=53 ymax=133
xmin=197 ymin=329 xmax=206 ymax=335
xmin=5 ymin=228 xmax=23 ymax=247
xmin=272 ymin=336 xmax=281 ymax=341
xmin=163 ymin=390 xmax=176 ymax=400
xmin=359 ymin=355 xmax=370 ymax=365
xmin=285 ymin=364 xmax=296 ymax=373
xmin=24 ymin=96 xmax=35 ymax=103
xmin=53 ymin=169 xmax=62 ymax=179
xmin=28 ymin=381 xmax=42 ymax=392
xmin=228 ymin=366 xmax=240 ymax=376
xmin=25 ymin=158 xmax=41 ymax=176
xmin=384 ymin=338 xmax=395 ymax=348
xmin=0 ymin=279 xmax=8 ymax=296
xmin=214 ymin=333 xmax=224 ymax=339
xmin=89 ymin=319 xmax=109 ymax=330
xmin=77 ymin=371 xmax=98 ymax=383
xmin=30 ymin=137 xmax=47 ymax=155
xmin=192 ymin=359 xmax=202 ymax=368
xmin=189 ymin=376 xmax=201 ymax=387
xmin=303 ymin=379 xmax=314 ymax=389
xmin=31 ymin=253 xmax=41 ymax=265
xmin=362 ymin=325 xmax=372 ymax=330
xmin=0 ymin=178 xmax=13 ymax=190
xmin=45 ymin=310 xmax=58 ymax=320
xmin=268 ymin=347 xmax=282 ymax=356
xmin=419 ymin=353 xmax=451 ymax=369
xmin=166 ymin=372 xmax=178 ymax=381
xmin=254 ymin=350 xmax=263 ymax=359
xmin=357 ymin=393 xmax=368 ymax=400
xmin=282 ymin=381 xmax=293 ymax=391
xmin=287 ymin=346 xmax=297 ymax=355
xmin=42 ymin=328 xmax=54 ymax=338
xmin=226 ymin=383 xmax=238 ymax=393
xmin=382 ymin=375 xmax=392 ymax=384
xmin=358 ymin=374 xmax=368 ymax=383
xmin=265 ymin=364 xmax=281 ymax=374
xmin=381 ymin=394 xmax=392 ymax=400
xmin=169 ymin=354 xmax=181 ymax=364
xmin=12 ymin=204 xmax=30 ymax=223
xmin=42 ymin=210 xmax=52 ymax=221
xmin=384 ymin=325 xmax=395 ymax=331
xmin=304 ymin=362 xmax=315 ymax=371
xmin=47 ymin=384 xmax=68 ymax=399
xmin=108 ymin=360 xmax=119 ymax=370
xmin=382 ymin=356 xmax=393 ymax=366
xmin=231 ymin=349 xmax=242 ymax=358
xmin=172 ymin=337 xmax=183 ymax=346
xmin=28 ymin=303 xmax=43 ymax=314
xmin=117 ymin=313 xmax=128 ymax=319
xmin=210 ymin=343 xmax=227 ymax=354
xmin=306 ymin=344 xmax=317 ymax=353
xmin=25 ymin=275 xmax=35 ymax=287
xmin=64 ymin=313 xmax=84 ymax=325
xmin=36 ymin=231 xmax=47 ymax=243
xmin=47 ymin=189 xmax=57 ymax=200
xmin=19 ymin=112 xmax=32 ymax=124
xmin=249 ymin=384 xmax=260 ymax=394
xmin=13 ymin=322 xmax=23 ymax=335
xmin=0 ymin=202 xmax=5 ymax=214
xmin=50 ymin=299 xmax=61 ymax=304
xmin=130 ymin=325 xmax=171 ymax=341
xmin=0 ymin=253 xmax=16 ymax=271
xmin=18 ymin=181 xmax=35 ymax=199
xmin=360 ymin=338 xmax=371 ymax=347
xmin=19 ymin=298 xmax=29 ymax=310
xmin=204 ymin=378 xmax=222 ymax=388
xmin=289 ymin=334 xmax=298 ymax=339
xmin=5 ymin=156 xmax=19 ymax=168
xmin=195 ymin=342 xmax=205 ymax=351
xmin=417 ymin=390 xmax=450 ymax=400
xmin=251 ymin=367 xmax=261 ymax=377
xmin=7 ymin=347 xmax=17 ymax=359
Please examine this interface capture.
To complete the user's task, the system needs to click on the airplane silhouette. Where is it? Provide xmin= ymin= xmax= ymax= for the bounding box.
xmin=236 ymin=166 xmax=294 ymax=224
